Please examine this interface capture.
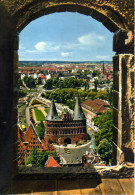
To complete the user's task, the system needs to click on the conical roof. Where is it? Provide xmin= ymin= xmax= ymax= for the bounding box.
xmin=73 ymin=95 xmax=86 ymax=120
xmin=46 ymin=99 xmax=61 ymax=121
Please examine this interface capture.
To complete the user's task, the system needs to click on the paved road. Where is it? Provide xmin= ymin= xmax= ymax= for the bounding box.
xmin=54 ymin=141 xmax=93 ymax=165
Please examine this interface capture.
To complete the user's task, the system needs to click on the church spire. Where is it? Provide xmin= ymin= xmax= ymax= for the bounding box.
xmin=103 ymin=61 xmax=105 ymax=74
xmin=46 ymin=99 xmax=61 ymax=121
xmin=73 ymin=95 xmax=86 ymax=120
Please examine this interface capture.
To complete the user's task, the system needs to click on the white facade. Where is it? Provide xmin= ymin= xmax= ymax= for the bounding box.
xmin=46 ymin=74 xmax=51 ymax=80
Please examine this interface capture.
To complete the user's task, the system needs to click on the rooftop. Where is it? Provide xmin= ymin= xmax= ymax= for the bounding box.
xmin=93 ymin=98 xmax=110 ymax=106
xmin=45 ymin=156 xmax=61 ymax=168
xmin=82 ymin=99 xmax=106 ymax=114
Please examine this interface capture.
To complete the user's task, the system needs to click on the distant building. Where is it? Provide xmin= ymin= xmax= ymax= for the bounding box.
xmin=44 ymin=96 xmax=87 ymax=145
xmin=82 ymin=152 xmax=106 ymax=167
xmin=46 ymin=74 xmax=51 ymax=80
xmin=40 ymin=75 xmax=46 ymax=84
xmin=81 ymin=99 xmax=109 ymax=135
xmin=82 ymin=99 xmax=107 ymax=120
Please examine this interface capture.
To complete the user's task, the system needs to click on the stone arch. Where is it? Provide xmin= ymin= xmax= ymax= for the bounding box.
xmin=16 ymin=4 xmax=122 ymax=33
xmin=1 ymin=0 xmax=133 ymax=33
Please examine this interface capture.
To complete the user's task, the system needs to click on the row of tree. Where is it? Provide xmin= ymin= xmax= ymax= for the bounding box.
xmin=92 ymin=109 xmax=113 ymax=164
xmin=42 ymin=88 xmax=113 ymax=110
xmin=18 ymin=76 xmax=42 ymax=90
xmin=44 ymin=77 xmax=84 ymax=89
xmin=35 ymin=121 xmax=45 ymax=140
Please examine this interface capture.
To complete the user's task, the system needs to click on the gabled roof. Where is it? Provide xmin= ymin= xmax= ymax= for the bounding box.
xmin=73 ymin=95 xmax=86 ymax=121
xmin=45 ymin=156 xmax=61 ymax=167
xmin=46 ymin=99 xmax=61 ymax=121
xmin=93 ymin=98 xmax=110 ymax=106
xmin=25 ymin=125 xmax=36 ymax=142
xmin=18 ymin=127 xmax=25 ymax=142
xmin=82 ymin=99 xmax=106 ymax=114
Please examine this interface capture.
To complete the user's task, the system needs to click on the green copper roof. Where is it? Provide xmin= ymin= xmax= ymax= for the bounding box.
xmin=93 ymin=139 xmax=96 ymax=150
xmin=46 ymin=99 xmax=61 ymax=121
xmin=73 ymin=95 xmax=86 ymax=121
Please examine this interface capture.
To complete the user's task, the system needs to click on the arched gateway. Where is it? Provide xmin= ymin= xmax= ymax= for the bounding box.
xmin=0 ymin=0 xmax=134 ymax=190
xmin=64 ymin=138 xmax=71 ymax=145
xmin=45 ymin=97 xmax=87 ymax=145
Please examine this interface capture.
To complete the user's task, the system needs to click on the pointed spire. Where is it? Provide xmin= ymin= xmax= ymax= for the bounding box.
xmin=103 ymin=61 xmax=105 ymax=74
xmin=73 ymin=95 xmax=86 ymax=120
xmin=46 ymin=99 xmax=61 ymax=121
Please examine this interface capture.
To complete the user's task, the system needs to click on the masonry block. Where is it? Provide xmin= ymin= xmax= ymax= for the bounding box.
xmin=113 ymin=55 xmax=119 ymax=72
xmin=113 ymin=108 xmax=118 ymax=128
xmin=113 ymin=73 xmax=119 ymax=91
xmin=113 ymin=91 xmax=119 ymax=110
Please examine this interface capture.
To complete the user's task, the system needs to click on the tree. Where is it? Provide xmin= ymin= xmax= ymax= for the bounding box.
xmin=23 ymin=76 xmax=36 ymax=89
xmin=94 ymin=79 xmax=98 ymax=92
xmin=107 ymin=87 xmax=113 ymax=106
xmin=35 ymin=120 xmax=45 ymax=140
xmin=18 ymin=78 xmax=23 ymax=89
xmin=38 ymin=77 xmax=42 ymax=85
xmin=44 ymin=79 xmax=53 ymax=89
xmin=26 ymin=148 xmax=47 ymax=167
xmin=96 ymin=89 xmax=108 ymax=100
xmin=92 ymin=109 xmax=113 ymax=164
xmin=87 ymin=91 xmax=97 ymax=100
xmin=18 ymin=90 xmax=26 ymax=98
xmin=26 ymin=148 xmax=60 ymax=167
xmin=92 ymin=70 xmax=100 ymax=77
xmin=96 ymin=139 xmax=112 ymax=164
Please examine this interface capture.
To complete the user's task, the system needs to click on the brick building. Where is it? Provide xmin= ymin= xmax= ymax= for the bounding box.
xmin=81 ymin=99 xmax=108 ymax=120
xmin=44 ymin=96 xmax=87 ymax=145
xmin=18 ymin=125 xmax=55 ymax=166
xmin=81 ymin=99 xmax=109 ymax=136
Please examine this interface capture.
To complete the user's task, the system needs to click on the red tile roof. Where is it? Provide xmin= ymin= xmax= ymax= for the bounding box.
xmin=40 ymin=75 xmax=46 ymax=79
xmin=25 ymin=125 xmax=35 ymax=142
xmin=45 ymin=156 xmax=61 ymax=167
xmin=82 ymin=99 xmax=106 ymax=114
xmin=93 ymin=99 xmax=110 ymax=106
xmin=18 ymin=127 xmax=25 ymax=142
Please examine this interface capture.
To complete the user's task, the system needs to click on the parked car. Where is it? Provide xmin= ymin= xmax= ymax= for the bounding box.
xmin=64 ymin=148 xmax=71 ymax=154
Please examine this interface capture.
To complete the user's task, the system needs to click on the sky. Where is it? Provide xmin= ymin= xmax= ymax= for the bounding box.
xmin=19 ymin=12 xmax=115 ymax=61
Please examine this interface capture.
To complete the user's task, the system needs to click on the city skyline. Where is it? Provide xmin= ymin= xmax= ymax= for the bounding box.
xmin=19 ymin=12 xmax=115 ymax=61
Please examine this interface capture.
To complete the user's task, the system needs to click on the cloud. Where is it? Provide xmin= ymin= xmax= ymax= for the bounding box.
xmin=61 ymin=52 xmax=70 ymax=57
xmin=96 ymin=55 xmax=110 ymax=59
xmin=35 ymin=42 xmax=47 ymax=51
xmin=64 ymin=43 xmax=80 ymax=49
xmin=78 ymin=32 xmax=105 ymax=46
xmin=26 ymin=50 xmax=37 ymax=53
xmin=34 ymin=41 xmax=60 ymax=52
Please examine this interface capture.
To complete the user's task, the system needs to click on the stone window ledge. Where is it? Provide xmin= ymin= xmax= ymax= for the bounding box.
xmin=16 ymin=163 xmax=134 ymax=180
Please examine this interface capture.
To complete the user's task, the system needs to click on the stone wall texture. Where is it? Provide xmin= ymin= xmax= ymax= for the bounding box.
xmin=0 ymin=0 xmax=134 ymax=192
xmin=0 ymin=0 xmax=134 ymax=32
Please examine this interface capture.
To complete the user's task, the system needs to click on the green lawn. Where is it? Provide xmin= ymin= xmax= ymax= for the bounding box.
xmin=34 ymin=109 xmax=45 ymax=121
xmin=44 ymin=108 xmax=49 ymax=114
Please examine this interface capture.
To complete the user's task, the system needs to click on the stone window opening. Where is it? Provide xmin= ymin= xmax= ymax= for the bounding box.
xmin=0 ymin=2 xmax=134 ymax=191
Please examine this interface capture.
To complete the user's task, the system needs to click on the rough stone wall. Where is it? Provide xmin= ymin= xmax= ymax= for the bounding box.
xmin=0 ymin=0 xmax=134 ymax=32
xmin=0 ymin=0 xmax=134 ymax=191
xmin=112 ymin=29 xmax=134 ymax=164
